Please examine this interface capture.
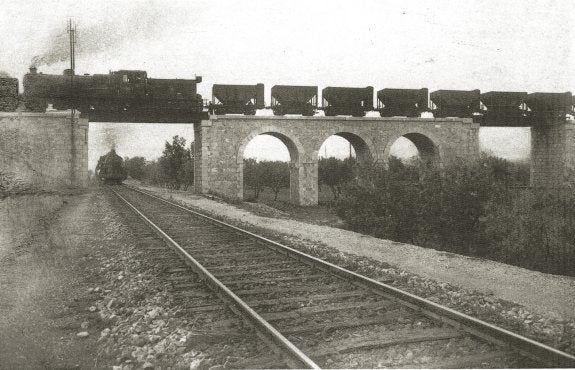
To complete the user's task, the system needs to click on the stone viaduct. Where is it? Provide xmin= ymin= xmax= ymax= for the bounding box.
xmin=193 ymin=116 xmax=480 ymax=205
xmin=1 ymin=112 xmax=574 ymax=203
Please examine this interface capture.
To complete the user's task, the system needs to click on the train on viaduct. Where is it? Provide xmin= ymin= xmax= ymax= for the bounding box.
xmin=0 ymin=67 xmax=572 ymax=124
xmin=0 ymin=67 xmax=573 ymax=205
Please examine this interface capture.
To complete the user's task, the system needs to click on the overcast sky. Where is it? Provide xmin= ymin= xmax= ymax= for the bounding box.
xmin=2 ymin=0 xmax=573 ymax=94
xmin=1 ymin=0 xmax=569 ymax=167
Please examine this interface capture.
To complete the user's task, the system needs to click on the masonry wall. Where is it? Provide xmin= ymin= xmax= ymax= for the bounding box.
xmin=194 ymin=115 xmax=480 ymax=205
xmin=530 ymin=120 xmax=575 ymax=187
xmin=0 ymin=111 xmax=89 ymax=190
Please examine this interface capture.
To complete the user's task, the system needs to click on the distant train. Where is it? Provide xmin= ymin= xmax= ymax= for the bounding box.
xmin=0 ymin=67 xmax=573 ymax=126
xmin=95 ymin=149 xmax=127 ymax=185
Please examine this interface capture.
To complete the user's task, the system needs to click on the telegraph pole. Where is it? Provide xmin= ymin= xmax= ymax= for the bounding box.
xmin=68 ymin=18 xmax=77 ymax=185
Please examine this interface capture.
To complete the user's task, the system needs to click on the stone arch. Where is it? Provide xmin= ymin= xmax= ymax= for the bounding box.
xmin=236 ymin=126 xmax=304 ymax=164
xmin=236 ymin=126 xmax=305 ymax=203
xmin=383 ymin=130 xmax=444 ymax=169
xmin=313 ymin=131 xmax=376 ymax=164
xmin=314 ymin=131 xmax=375 ymax=201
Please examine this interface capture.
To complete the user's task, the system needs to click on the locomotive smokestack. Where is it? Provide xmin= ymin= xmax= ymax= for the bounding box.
xmin=29 ymin=66 xmax=37 ymax=74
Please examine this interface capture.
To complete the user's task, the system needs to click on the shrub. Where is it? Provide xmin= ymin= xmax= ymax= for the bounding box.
xmin=243 ymin=158 xmax=266 ymax=200
xmin=336 ymin=155 xmax=575 ymax=276
xmin=318 ymin=157 xmax=355 ymax=200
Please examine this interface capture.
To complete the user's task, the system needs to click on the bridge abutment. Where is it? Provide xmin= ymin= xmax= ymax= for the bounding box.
xmin=0 ymin=111 xmax=88 ymax=191
xmin=530 ymin=119 xmax=575 ymax=188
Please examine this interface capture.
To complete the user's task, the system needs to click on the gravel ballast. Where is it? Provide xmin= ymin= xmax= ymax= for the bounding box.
xmin=1 ymin=188 xmax=281 ymax=369
xmin=131 ymin=184 xmax=575 ymax=355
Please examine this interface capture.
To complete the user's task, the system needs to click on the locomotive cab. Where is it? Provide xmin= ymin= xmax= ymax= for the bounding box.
xmin=112 ymin=70 xmax=148 ymax=101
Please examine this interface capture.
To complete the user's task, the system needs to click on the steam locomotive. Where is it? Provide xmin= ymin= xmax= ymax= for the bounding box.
xmin=7 ymin=67 xmax=206 ymax=123
xmin=0 ymin=67 xmax=573 ymax=126
xmin=95 ymin=149 xmax=127 ymax=185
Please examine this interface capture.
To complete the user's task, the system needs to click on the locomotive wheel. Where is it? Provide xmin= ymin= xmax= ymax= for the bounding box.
xmin=24 ymin=97 xmax=48 ymax=112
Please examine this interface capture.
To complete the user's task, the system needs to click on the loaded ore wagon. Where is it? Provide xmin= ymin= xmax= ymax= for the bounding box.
xmin=377 ymin=88 xmax=428 ymax=117
xmin=210 ymin=84 xmax=265 ymax=115
xmin=480 ymin=91 xmax=528 ymax=126
xmin=524 ymin=92 xmax=574 ymax=122
xmin=430 ymin=89 xmax=481 ymax=118
xmin=0 ymin=77 xmax=19 ymax=112
xmin=322 ymin=86 xmax=373 ymax=117
xmin=271 ymin=85 xmax=318 ymax=116
xmin=95 ymin=149 xmax=127 ymax=185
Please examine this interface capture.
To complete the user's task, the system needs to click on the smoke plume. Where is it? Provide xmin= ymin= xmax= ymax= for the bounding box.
xmin=0 ymin=71 xmax=12 ymax=78
xmin=101 ymin=126 xmax=118 ymax=152
xmin=30 ymin=5 xmax=187 ymax=68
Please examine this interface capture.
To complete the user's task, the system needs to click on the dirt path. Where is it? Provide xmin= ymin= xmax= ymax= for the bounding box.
xmin=136 ymin=185 xmax=575 ymax=322
xmin=0 ymin=192 xmax=108 ymax=369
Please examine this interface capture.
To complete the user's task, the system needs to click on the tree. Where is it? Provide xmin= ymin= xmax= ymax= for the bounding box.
xmin=261 ymin=161 xmax=290 ymax=200
xmin=143 ymin=160 xmax=166 ymax=186
xmin=179 ymin=157 xmax=194 ymax=190
xmin=178 ymin=141 xmax=195 ymax=190
xmin=160 ymin=135 xmax=191 ymax=189
xmin=124 ymin=156 xmax=146 ymax=180
xmin=243 ymin=158 xmax=266 ymax=200
xmin=319 ymin=157 xmax=354 ymax=199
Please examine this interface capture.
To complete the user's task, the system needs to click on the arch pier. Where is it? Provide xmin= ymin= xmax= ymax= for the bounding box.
xmin=193 ymin=116 xmax=480 ymax=206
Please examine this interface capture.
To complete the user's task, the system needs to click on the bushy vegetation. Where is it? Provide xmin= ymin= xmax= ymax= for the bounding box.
xmin=121 ymin=138 xmax=572 ymax=276
xmin=318 ymin=157 xmax=355 ymax=200
xmin=243 ymin=159 xmax=290 ymax=201
xmin=124 ymin=136 xmax=195 ymax=190
xmin=336 ymin=155 xmax=575 ymax=276
xmin=486 ymin=189 xmax=575 ymax=275
xmin=242 ymin=156 xmax=356 ymax=202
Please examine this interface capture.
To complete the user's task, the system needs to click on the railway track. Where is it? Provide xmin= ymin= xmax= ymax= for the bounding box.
xmin=110 ymin=184 xmax=575 ymax=368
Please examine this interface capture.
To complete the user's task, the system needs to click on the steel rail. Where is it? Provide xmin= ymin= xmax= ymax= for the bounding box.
xmin=122 ymin=184 xmax=575 ymax=368
xmin=110 ymin=187 xmax=320 ymax=369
